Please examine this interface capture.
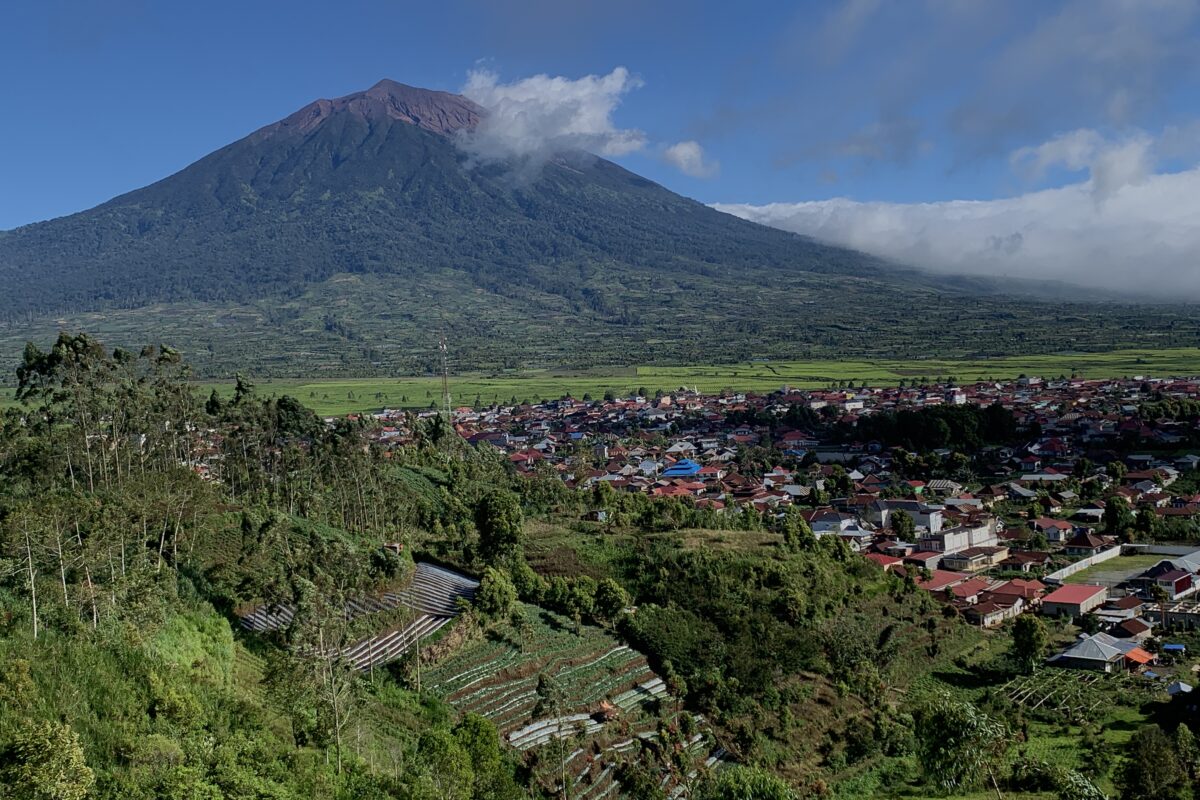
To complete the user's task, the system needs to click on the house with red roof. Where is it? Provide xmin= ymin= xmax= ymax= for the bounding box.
xmin=1031 ymin=517 xmax=1075 ymax=543
xmin=948 ymin=577 xmax=994 ymax=603
xmin=964 ymin=596 xmax=1025 ymax=628
xmin=864 ymin=553 xmax=902 ymax=572
xmin=916 ymin=569 xmax=971 ymax=593
xmin=990 ymin=578 xmax=1046 ymax=606
xmin=1042 ymin=584 xmax=1108 ymax=617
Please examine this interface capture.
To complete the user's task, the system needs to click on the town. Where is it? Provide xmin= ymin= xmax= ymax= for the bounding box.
xmin=352 ymin=373 xmax=1200 ymax=669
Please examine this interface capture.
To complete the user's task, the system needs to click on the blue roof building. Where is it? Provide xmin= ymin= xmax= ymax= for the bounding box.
xmin=661 ymin=459 xmax=702 ymax=478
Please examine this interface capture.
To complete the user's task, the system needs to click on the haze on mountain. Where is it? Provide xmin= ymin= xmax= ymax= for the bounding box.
xmin=0 ymin=79 xmax=1193 ymax=377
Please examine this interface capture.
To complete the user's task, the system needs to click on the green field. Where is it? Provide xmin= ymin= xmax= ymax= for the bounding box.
xmin=4 ymin=347 xmax=1200 ymax=417
xmin=1062 ymin=553 xmax=1166 ymax=585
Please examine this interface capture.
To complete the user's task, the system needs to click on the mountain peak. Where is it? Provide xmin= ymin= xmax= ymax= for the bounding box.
xmin=258 ymin=79 xmax=484 ymax=140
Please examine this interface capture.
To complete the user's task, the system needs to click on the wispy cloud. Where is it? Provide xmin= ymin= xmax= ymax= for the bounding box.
xmin=713 ymin=126 xmax=1200 ymax=298
xmin=663 ymin=140 xmax=719 ymax=178
xmin=813 ymin=0 xmax=882 ymax=63
xmin=759 ymin=0 xmax=1200 ymax=172
xmin=1009 ymin=129 xmax=1155 ymax=201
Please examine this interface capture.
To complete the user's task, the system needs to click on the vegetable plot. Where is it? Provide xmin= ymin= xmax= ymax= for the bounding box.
xmin=238 ymin=561 xmax=478 ymax=671
xmin=424 ymin=603 xmax=728 ymax=796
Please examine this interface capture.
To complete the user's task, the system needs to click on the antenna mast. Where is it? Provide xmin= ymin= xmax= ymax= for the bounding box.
xmin=439 ymin=333 xmax=452 ymax=421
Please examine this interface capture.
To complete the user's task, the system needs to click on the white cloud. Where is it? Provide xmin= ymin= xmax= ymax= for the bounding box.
xmin=1009 ymin=129 xmax=1104 ymax=179
xmin=457 ymin=67 xmax=647 ymax=166
xmin=663 ymin=140 xmax=719 ymax=178
xmin=457 ymin=66 xmax=723 ymax=180
xmin=814 ymin=0 xmax=883 ymax=63
xmin=1010 ymin=128 xmax=1154 ymax=200
xmin=713 ymin=127 xmax=1200 ymax=298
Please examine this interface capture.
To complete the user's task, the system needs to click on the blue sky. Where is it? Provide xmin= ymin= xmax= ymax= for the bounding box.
xmin=4 ymin=0 xmax=1200 ymax=293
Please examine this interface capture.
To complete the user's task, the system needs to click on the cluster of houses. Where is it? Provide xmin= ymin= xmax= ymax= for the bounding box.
xmin=352 ymin=374 xmax=1200 ymax=668
xmin=364 ymin=375 xmax=1200 ymax=523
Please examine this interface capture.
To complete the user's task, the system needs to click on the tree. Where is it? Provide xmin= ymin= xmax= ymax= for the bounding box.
xmin=415 ymin=730 xmax=475 ymax=800
xmin=1 ymin=720 xmax=94 ymax=800
xmin=1117 ymin=725 xmax=1188 ymax=800
xmin=694 ymin=766 xmax=797 ymax=800
xmin=913 ymin=690 xmax=1009 ymax=799
xmin=1104 ymin=496 xmax=1135 ymax=538
xmin=232 ymin=373 xmax=255 ymax=405
xmin=779 ymin=506 xmax=817 ymax=552
xmin=283 ymin=576 xmax=362 ymax=774
xmin=476 ymin=567 xmax=518 ymax=620
xmin=1011 ymin=614 xmax=1047 ymax=674
xmin=594 ymin=578 xmax=630 ymax=622
xmin=1135 ymin=508 xmax=1162 ymax=542
xmin=1174 ymin=724 xmax=1199 ymax=787
xmin=534 ymin=673 xmax=571 ymax=800
xmin=205 ymin=388 xmax=223 ymax=416
xmin=1107 ymin=460 xmax=1128 ymax=481
xmin=475 ymin=491 xmax=524 ymax=567
xmin=891 ymin=510 xmax=916 ymax=539
xmin=452 ymin=714 xmax=522 ymax=800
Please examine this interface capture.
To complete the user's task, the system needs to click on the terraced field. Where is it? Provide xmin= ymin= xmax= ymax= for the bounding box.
xmin=424 ymin=603 xmax=727 ymax=797
xmin=238 ymin=561 xmax=477 ymax=671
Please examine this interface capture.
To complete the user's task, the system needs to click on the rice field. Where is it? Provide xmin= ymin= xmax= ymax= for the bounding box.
xmin=4 ymin=346 xmax=1198 ymax=417
xmin=174 ymin=347 xmax=1200 ymax=417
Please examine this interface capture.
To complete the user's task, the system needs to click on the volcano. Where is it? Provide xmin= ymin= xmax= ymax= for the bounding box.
xmin=0 ymin=79 xmax=1169 ymax=376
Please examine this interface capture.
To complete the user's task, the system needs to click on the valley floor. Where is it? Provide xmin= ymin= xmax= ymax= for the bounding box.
xmin=2 ymin=346 xmax=1185 ymax=417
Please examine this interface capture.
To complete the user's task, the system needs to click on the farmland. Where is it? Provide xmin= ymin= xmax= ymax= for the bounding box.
xmin=423 ymin=602 xmax=723 ymax=797
xmin=238 ymin=562 xmax=479 ymax=672
xmin=8 ymin=345 xmax=1176 ymax=418
xmin=3 ymin=346 xmax=1199 ymax=417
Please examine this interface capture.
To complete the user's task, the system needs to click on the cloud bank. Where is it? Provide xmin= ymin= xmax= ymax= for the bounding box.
xmin=457 ymin=67 xmax=718 ymax=179
xmin=713 ymin=128 xmax=1200 ymax=298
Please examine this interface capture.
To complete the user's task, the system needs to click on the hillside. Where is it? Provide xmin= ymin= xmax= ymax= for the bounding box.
xmin=2 ymin=80 xmax=1198 ymax=377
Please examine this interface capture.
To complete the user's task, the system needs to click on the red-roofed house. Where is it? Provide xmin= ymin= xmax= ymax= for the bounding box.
xmin=1032 ymin=517 xmax=1074 ymax=543
xmin=904 ymin=551 xmax=944 ymax=570
xmin=918 ymin=569 xmax=970 ymax=593
xmin=949 ymin=577 xmax=994 ymax=603
xmin=864 ymin=553 xmax=902 ymax=572
xmin=1042 ymin=584 xmax=1108 ymax=617
xmin=991 ymin=578 xmax=1046 ymax=606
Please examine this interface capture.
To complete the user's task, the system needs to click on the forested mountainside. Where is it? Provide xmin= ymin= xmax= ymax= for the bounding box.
xmin=2 ymin=81 xmax=1198 ymax=377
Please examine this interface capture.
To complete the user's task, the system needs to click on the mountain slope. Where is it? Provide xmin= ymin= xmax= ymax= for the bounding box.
xmin=0 ymin=79 xmax=893 ymax=316
xmin=1 ymin=79 xmax=1197 ymax=376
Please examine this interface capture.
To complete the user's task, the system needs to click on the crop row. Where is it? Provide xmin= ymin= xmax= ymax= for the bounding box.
xmin=239 ymin=562 xmax=475 ymax=670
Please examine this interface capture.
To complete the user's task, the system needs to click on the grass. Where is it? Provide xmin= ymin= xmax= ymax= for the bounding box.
xmin=189 ymin=347 xmax=1200 ymax=417
xmin=1062 ymin=553 xmax=1165 ymax=584
xmin=4 ymin=346 xmax=1199 ymax=417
